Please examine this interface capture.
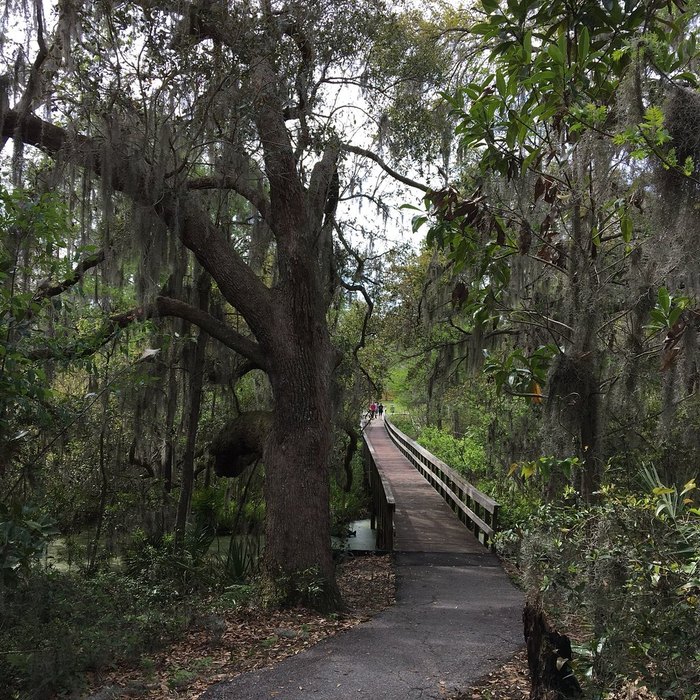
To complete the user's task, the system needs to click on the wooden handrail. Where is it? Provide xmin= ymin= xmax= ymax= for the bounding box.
xmin=384 ymin=417 xmax=500 ymax=547
xmin=362 ymin=433 xmax=395 ymax=551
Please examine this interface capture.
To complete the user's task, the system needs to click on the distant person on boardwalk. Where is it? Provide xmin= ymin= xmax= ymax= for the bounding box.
xmin=378 ymin=403 xmax=384 ymax=418
xmin=369 ymin=402 xmax=377 ymax=419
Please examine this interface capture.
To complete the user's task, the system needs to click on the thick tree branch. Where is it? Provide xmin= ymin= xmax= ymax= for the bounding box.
xmin=29 ymin=296 xmax=266 ymax=369
xmin=279 ymin=15 xmax=314 ymax=150
xmin=340 ymin=280 xmax=374 ymax=356
xmin=2 ymin=108 xmax=275 ymax=345
xmin=308 ymin=143 xmax=340 ymax=229
xmin=186 ymin=173 xmax=271 ymax=224
xmin=33 ymin=250 xmax=106 ymax=301
xmin=249 ymin=56 xmax=306 ymax=239
xmin=28 ymin=307 xmax=144 ymax=360
xmin=1 ymin=1 xmax=51 ymax=151
xmin=187 ymin=146 xmax=272 ymax=226
xmin=342 ymin=144 xmax=431 ymax=193
xmin=154 ymin=296 xmax=266 ymax=368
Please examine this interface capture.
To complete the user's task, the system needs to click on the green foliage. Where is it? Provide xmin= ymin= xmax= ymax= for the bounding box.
xmin=457 ymin=0 xmax=696 ymax=171
xmin=187 ymin=483 xmax=265 ymax=582
xmin=167 ymin=666 xmax=198 ymax=689
xmin=0 ymin=186 xmax=72 ymax=275
xmin=419 ymin=0 xmax=700 ymax=326
xmin=0 ymin=502 xmax=58 ymax=589
xmin=496 ymin=487 xmax=700 ymax=696
xmin=0 ymin=511 xmax=266 ymax=698
xmin=368 ymin=8 xmax=454 ymax=162
xmin=409 ymin=0 xmax=700 ymax=517
xmin=645 ymin=286 xmax=690 ymax=335
xmin=190 ymin=486 xmax=224 ymax=535
xmin=416 ymin=425 xmax=487 ymax=480
xmin=212 ymin=583 xmax=256 ymax=611
xmin=613 ymin=105 xmax=673 ymax=160
xmin=221 ymin=534 xmax=262 ymax=582
xmin=508 ymin=455 xmax=581 ymax=483
xmin=0 ymin=569 xmax=192 ymax=698
xmin=639 ymin=463 xmax=699 ymax=520
xmin=484 ymin=344 xmax=557 ymax=396
xmin=0 ymin=186 xmax=75 ymax=465
xmin=478 ymin=475 xmax=542 ymax=529
xmin=122 ymin=527 xmax=250 ymax=594
xmin=123 ymin=530 xmax=195 ymax=594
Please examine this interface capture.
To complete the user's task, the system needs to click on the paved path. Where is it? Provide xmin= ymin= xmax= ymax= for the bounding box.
xmin=201 ymin=552 xmax=522 ymax=700
xmin=201 ymin=422 xmax=524 ymax=700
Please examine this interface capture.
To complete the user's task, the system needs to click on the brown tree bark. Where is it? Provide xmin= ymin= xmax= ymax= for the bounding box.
xmin=523 ymin=601 xmax=582 ymax=700
xmin=4 ymin=108 xmax=341 ymax=606
xmin=263 ymin=327 xmax=341 ymax=609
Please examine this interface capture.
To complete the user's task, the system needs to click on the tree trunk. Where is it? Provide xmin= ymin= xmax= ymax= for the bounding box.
xmin=523 ymin=601 xmax=582 ymax=700
xmin=88 ymin=370 xmax=111 ymax=573
xmin=161 ymin=359 xmax=178 ymax=493
xmin=87 ymin=422 xmax=109 ymax=573
xmin=262 ymin=328 xmax=341 ymax=611
xmin=174 ymin=271 xmax=211 ymax=549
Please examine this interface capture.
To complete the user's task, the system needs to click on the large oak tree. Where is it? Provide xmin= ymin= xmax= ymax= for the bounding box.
xmin=1 ymin=0 xmax=435 ymax=608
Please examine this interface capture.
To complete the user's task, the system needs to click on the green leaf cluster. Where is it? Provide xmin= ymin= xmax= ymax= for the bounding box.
xmin=484 ymin=344 xmax=557 ymax=395
xmin=646 ymin=286 xmax=690 ymax=334
xmin=0 ymin=502 xmax=58 ymax=587
xmin=496 ymin=485 xmax=700 ymax=694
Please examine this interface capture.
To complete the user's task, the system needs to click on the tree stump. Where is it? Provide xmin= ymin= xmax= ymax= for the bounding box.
xmin=523 ymin=601 xmax=582 ymax=700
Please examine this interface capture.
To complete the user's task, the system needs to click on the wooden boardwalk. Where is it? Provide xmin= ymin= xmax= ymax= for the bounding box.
xmin=364 ymin=419 xmax=484 ymax=553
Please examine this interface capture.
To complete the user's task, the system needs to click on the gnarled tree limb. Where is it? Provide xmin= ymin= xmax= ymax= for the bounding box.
xmin=154 ymin=296 xmax=266 ymax=368
xmin=33 ymin=250 xmax=106 ymax=301
xmin=342 ymin=144 xmax=431 ymax=193
xmin=2 ymin=108 xmax=275 ymax=345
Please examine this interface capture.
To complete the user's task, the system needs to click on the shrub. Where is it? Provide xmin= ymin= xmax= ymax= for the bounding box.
xmin=0 ymin=569 xmax=191 ymax=699
xmin=0 ymin=502 xmax=58 ymax=591
xmin=496 ymin=490 xmax=700 ymax=697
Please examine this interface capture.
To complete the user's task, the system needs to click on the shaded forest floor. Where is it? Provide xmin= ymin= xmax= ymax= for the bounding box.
xmin=83 ymin=554 xmax=662 ymax=700
xmin=84 ymin=555 xmax=396 ymax=699
xmin=84 ymin=553 xmax=532 ymax=700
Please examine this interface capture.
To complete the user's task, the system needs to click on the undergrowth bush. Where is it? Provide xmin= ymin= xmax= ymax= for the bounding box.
xmin=123 ymin=530 xmax=213 ymax=594
xmin=190 ymin=484 xmax=265 ymax=535
xmin=495 ymin=489 xmax=700 ymax=697
xmin=1 ymin=512 xmax=266 ymax=699
xmin=417 ymin=426 xmax=487 ymax=480
xmin=475 ymin=476 xmax=541 ymax=530
xmin=0 ymin=569 xmax=192 ymax=699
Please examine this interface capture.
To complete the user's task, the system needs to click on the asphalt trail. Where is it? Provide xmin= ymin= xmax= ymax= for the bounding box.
xmin=200 ymin=552 xmax=523 ymax=700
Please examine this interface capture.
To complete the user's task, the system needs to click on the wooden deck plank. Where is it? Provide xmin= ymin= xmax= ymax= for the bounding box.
xmin=364 ymin=420 xmax=484 ymax=553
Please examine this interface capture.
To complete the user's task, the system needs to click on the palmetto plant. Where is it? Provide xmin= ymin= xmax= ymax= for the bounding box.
xmin=639 ymin=463 xmax=699 ymax=520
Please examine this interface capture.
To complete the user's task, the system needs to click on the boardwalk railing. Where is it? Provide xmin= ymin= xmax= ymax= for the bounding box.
xmin=362 ymin=432 xmax=395 ymax=551
xmin=384 ymin=418 xmax=500 ymax=547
